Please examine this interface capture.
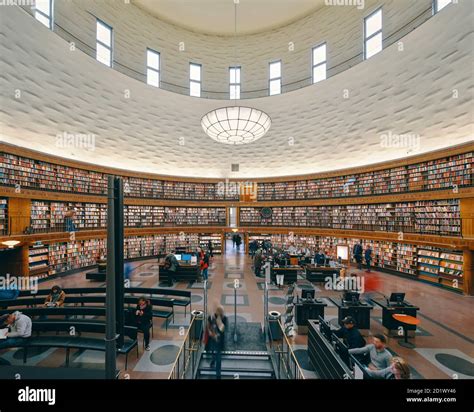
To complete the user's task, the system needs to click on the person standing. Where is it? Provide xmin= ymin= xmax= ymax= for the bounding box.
xmin=365 ymin=245 xmax=373 ymax=273
xmin=200 ymin=249 xmax=210 ymax=281
xmin=207 ymin=240 xmax=214 ymax=259
xmin=164 ymin=252 xmax=179 ymax=286
xmin=207 ymin=305 xmax=227 ymax=379
xmin=232 ymin=234 xmax=237 ymax=248
xmin=254 ymin=249 xmax=263 ymax=277
xmin=135 ymin=297 xmax=153 ymax=351
xmin=353 ymin=241 xmax=363 ymax=270
xmin=235 ymin=235 xmax=242 ymax=250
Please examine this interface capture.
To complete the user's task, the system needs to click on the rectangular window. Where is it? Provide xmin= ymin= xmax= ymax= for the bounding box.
xmin=35 ymin=0 xmax=53 ymax=29
xmin=96 ymin=19 xmax=113 ymax=67
xmin=146 ymin=49 xmax=160 ymax=88
xmin=269 ymin=60 xmax=281 ymax=96
xmin=364 ymin=8 xmax=382 ymax=60
xmin=229 ymin=66 xmax=241 ymax=99
xmin=312 ymin=43 xmax=327 ymax=84
xmin=190 ymin=63 xmax=201 ymax=97
xmin=434 ymin=0 xmax=452 ymax=13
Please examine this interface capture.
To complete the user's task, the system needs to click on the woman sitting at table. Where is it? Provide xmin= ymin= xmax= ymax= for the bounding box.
xmin=364 ymin=357 xmax=411 ymax=380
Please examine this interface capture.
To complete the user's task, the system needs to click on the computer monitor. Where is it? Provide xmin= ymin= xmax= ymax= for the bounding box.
xmin=389 ymin=292 xmax=405 ymax=304
xmin=334 ymin=337 xmax=351 ymax=368
xmin=181 ymin=254 xmax=192 ymax=262
xmin=190 ymin=256 xmax=198 ymax=265
xmin=343 ymin=291 xmax=360 ymax=303
xmin=301 ymin=289 xmax=315 ymax=300
xmin=318 ymin=316 xmax=332 ymax=341
xmin=174 ymin=254 xmax=182 ymax=261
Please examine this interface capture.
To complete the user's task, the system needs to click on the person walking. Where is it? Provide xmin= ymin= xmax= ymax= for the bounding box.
xmin=235 ymin=235 xmax=242 ymax=250
xmin=254 ymin=249 xmax=263 ymax=277
xmin=365 ymin=245 xmax=373 ymax=273
xmin=206 ymin=305 xmax=227 ymax=379
xmin=353 ymin=241 xmax=363 ymax=270
xmin=207 ymin=240 xmax=214 ymax=259
xmin=200 ymin=249 xmax=210 ymax=281
xmin=232 ymin=234 xmax=236 ymax=248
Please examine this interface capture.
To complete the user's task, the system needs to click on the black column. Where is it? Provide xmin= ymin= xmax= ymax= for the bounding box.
xmin=105 ymin=175 xmax=117 ymax=379
xmin=114 ymin=177 xmax=125 ymax=348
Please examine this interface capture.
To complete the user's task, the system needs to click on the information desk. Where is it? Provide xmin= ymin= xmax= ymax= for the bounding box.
xmin=371 ymin=298 xmax=420 ymax=336
xmin=329 ymin=297 xmax=374 ymax=330
xmin=305 ymin=265 xmax=340 ymax=283
xmin=295 ymin=298 xmax=327 ymax=334
xmin=307 ymin=320 xmax=353 ymax=379
xmin=271 ymin=266 xmax=301 ymax=284
xmin=159 ymin=264 xmax=200 ymax=283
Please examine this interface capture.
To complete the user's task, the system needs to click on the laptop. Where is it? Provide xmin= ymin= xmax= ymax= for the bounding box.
xmin=0 ymin=328 xmax=8 ymax=340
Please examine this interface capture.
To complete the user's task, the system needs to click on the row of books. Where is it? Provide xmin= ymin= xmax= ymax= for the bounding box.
xmin=35 ymin=233 xmax=223 ymax=277
xmin=257 ymin=153 xmax=472 ymax=200
xmin=239 ymin=200 xmax=461 ymax=236
xmin=0 ymin=198 xmax=7 ymax=235
xmin=1 ymin=151 xmax=471 ymax=200
xmin=29 ymin=200 xmax=227 ymax=232
xmin=247 ymin=234 xmax=463 ymax=289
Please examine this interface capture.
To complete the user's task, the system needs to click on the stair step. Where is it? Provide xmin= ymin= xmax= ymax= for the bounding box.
xmin=201 ymin=353 xmax=271 ymax=361
xmin=198 ymin=370 xmax=274 ymax=379
xmin=199 ymin=358 xmax=274 ymax=372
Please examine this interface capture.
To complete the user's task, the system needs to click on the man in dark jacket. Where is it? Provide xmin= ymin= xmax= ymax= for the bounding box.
xmin=135 ymin=297 xmax=153 ymax=351
xmin=353 ymin=242 xmax=363 ymax=270
xmin=333 ymin=316 xmax=366 ymax=349
xmin=365 ymin=245 xmax=373 ymax=273
xmin=164 ymin=253 xmax=179 ymax=286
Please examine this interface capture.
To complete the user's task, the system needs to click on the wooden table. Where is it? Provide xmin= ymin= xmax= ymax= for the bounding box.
xmin=392 ymin=313 xmax=420 ymax=349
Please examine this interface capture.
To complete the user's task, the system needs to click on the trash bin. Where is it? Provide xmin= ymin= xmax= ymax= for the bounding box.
xmin=268 ymin=311 xmax=282 ymax=341
xmin=191 ymin=310 xmax=204 ymax=341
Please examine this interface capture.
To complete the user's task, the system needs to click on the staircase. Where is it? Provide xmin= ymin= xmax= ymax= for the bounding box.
xmin=197 ymin=350 xmax=275 ymax=379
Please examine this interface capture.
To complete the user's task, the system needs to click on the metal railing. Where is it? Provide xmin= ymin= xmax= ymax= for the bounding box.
xmin=264 ymin=281 xmax=305 ymax=379
xmin=168 ymin=314 xmax=204 ymax=379
xmin=18 ymin=4 xmax=434 ymax=100
xmin=266 ymin=316 xmax=305 ymax=380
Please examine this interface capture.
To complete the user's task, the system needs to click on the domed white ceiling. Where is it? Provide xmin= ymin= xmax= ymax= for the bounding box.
xmin=132 ymin=0 xmax=325 ymax=35
xmin=0 ymin=3 xmax=472 ymax=179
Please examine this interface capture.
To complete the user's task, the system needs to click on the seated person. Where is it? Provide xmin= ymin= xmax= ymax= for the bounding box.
xmin=0 ymin=311 xmax=32 ymax=349
xmin=364 ymin=357 xmax=411 ymax=380
xmin=333 ymin=316 xmax=366 ymax=349
xmin=135 ymin=297 xmax=153 ymax=351
xmin=44 ymin=285 xmax=66 ymax=307
xmin=349 ymin=333 xmax=392 ymax=370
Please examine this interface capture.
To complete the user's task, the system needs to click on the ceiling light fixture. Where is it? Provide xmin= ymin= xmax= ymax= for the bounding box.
xmin=201 ymin=1 xmax=271 ymax=145
xmin=201 ymin=106 xmax=271 ymax=145
xmin=2 ymin=240 xmax=20 ymax=249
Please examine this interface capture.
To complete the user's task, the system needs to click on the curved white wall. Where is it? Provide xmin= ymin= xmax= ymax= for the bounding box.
xmin=53 ymin=0 xmax=432 ymax=97
xmin=0 ymin=1 xmax=472 ymax=179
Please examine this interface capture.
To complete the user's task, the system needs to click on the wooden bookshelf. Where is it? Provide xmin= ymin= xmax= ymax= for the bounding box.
xmin=0 ymin=198 xmax=7 ymax=235
xmin=239 ymin=200 xmax=461 ymax=236
xmin=28 ymin=243 xmax=49 ymax=279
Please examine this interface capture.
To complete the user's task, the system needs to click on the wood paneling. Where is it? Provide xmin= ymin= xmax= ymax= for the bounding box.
xmin=460 ymin=198 xmax=474 ymax=239
xmin=8 ymin=197 xmax=31 ymax=236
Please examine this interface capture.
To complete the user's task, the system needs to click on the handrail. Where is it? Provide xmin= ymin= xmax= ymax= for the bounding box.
xmin=17 ymin=4 xmax=434 ymax=100
xmin=168 ymin=315 xmax=203 ymax=379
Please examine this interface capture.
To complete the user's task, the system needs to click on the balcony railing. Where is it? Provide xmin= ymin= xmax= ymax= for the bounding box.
xmin=18 ymin=4 xmax=434 ymax=100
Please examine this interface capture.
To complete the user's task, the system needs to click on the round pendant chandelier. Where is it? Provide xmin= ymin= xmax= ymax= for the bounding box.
xmin=201 ymin=106 xmax=271 ymax=145
xmin=200 ymin=1 xmax=271 ymax=145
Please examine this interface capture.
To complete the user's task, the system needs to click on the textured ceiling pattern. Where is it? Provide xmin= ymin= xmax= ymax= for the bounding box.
xmin=0 ymin=3 xmax=473 ymax=179
xmin=133 ymin=0 xmax=325 ymax=35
